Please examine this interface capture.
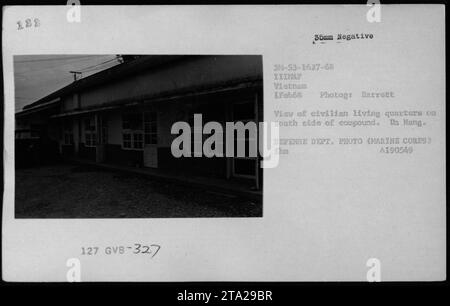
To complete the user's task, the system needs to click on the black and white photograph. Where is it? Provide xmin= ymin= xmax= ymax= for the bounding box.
xmin=1 ymin=4 xmax=446 ymax=287
xmin=14 ymin=55 xmax=263 ymax=218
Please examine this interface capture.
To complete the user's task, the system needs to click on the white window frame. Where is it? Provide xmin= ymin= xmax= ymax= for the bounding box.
xmin=231 ymin=100 xmax=257 ymax=179
xmin=144 ymin=111 xmax=158 ymax=145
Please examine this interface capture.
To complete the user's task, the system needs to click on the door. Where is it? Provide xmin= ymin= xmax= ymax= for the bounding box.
xmin=231 ymin=100 xmax=258 ymax=180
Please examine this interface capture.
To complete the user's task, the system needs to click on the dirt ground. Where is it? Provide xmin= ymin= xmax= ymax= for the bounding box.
xmin=15 ymin=163 xmax=262 ymax=218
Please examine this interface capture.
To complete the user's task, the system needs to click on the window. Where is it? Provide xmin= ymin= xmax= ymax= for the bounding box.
xmin=63 ymin=121 xmax=74 ymax=145
xmin=99 ymin=116 xmax=108 ymax=144
xmin=122 ymin=112 xmax=145 ymax=149
xmin=144 ymin=111 xmax=157 ymax=145
xmin=84 ymin=117 xmax=96 ymax=147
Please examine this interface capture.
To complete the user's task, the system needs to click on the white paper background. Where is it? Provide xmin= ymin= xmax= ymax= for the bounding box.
xmin=2 ymin=5 xmax=446 ymax=281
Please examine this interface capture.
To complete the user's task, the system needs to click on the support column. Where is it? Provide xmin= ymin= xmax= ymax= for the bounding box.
xmin=95 ymin=113 xmax=102 ymax=163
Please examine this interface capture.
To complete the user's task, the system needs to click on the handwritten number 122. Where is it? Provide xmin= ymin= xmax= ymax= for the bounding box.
xmin=17 ymin=18 xmax=40 ymax=30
